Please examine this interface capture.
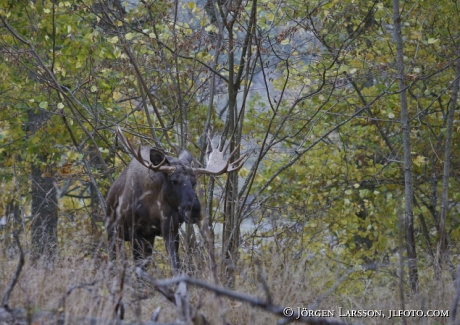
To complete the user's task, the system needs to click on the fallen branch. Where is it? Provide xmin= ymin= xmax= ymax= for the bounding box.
xmin=136 ymin=268 xmax=355 ymax=325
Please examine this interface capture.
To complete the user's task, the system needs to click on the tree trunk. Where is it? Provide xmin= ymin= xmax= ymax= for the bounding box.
xmin=392 ymin=0 xmax=418 ymax=292
xmin=2 ymin=200 xmax=22 ymax=257
xmin=439 ymin=44 xmax=460 ymax=279
xmin=221 ymin=87 xmax=240 ymax=288
xmin=28 ymin=108 xmax=58 ymax=261
xmin=218 ymin=0 xmax=256 ymax=287
xmin=88 ymin=145 xmax=103 ymax=232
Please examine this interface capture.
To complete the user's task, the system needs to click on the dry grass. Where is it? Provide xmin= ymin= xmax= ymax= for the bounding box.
xmin=0 ymin=233 xmax=456 ymax=325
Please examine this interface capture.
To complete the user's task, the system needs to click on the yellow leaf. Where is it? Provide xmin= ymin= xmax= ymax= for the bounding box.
xmin=411 ymin=31 xmax=422 ymax=40
xmin=61 ymin=163 xmax=72 ymax=175
xmin=113 ymin=92 xmax=122 ymax=101
xmin=108 ymin=36 xmax=119 ymax=44
xmin=413 ymin=155 xmax=428 ymax=166
xmin=205 ymin=25 xmax=217 ymax=33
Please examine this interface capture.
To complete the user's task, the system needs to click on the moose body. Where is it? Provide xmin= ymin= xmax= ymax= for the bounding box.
xmin=106 ymin=146 xmax=201 ymax=272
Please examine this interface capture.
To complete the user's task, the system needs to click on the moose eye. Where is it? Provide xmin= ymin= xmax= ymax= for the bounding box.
xmin=171 ymin=180 xmax=178 ymax=185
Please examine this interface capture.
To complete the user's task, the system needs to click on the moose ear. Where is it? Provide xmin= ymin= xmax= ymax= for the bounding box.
xmin=150 ymin=148 xmax=169 ymax=166
xmin=178 ymin=150 xmax=193 ymax=166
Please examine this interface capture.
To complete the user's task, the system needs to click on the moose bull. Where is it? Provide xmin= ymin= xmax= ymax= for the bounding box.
xmin=106 ymin=128 xmax=245 ymax=272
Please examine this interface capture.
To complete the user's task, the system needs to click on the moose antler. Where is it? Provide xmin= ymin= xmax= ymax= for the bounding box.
xmin=116 ymin=127 xmax=176 ymax=174
xmin=193 ymin=138 xmax=247 ymax=176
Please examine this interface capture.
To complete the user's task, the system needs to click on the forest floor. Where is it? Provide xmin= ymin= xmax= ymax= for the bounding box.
xmin=0 ymin=234 xmax=456 ymax=325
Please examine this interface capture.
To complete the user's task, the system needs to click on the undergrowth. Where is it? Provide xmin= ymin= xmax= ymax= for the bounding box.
xmin=0 ymin=231 xmax=455 ymax=325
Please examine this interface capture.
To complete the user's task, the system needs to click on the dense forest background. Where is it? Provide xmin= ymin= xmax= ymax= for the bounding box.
xmin=1 ymin=0 xmax=460 ymax=324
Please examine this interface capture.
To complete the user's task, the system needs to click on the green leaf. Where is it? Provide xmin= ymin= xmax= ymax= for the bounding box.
xmin=108 ymin=36 xmax=119 ymax=44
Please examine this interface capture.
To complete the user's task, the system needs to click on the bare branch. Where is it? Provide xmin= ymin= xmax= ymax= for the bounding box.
xmin=2 ymin=231 xmax=25 ymax=308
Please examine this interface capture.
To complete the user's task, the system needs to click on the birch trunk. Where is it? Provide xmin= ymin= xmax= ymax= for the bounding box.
xmin=392 ymin=0 xmax=418 ymax=292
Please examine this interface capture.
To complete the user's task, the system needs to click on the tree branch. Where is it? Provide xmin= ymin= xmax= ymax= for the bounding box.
xmin=2 ymin=232 xmax=25 ymax=309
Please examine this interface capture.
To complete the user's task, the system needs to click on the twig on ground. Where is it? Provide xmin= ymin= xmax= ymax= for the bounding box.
xmin=152 ymin=307 xmax=161 ymax=322
xmin=2 ymin=231 xmax=25 ymax=309
xmin=174 ymin=281 xmax=190 ymax=322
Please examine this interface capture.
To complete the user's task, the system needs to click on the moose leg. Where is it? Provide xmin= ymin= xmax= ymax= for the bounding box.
xmin=162 ymin=220 xmax=180 ymax=274
xmin=132 ymin=235 xmax=154 ymax=270
xmin=164 ymin=233 xmax=180 ymax=274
